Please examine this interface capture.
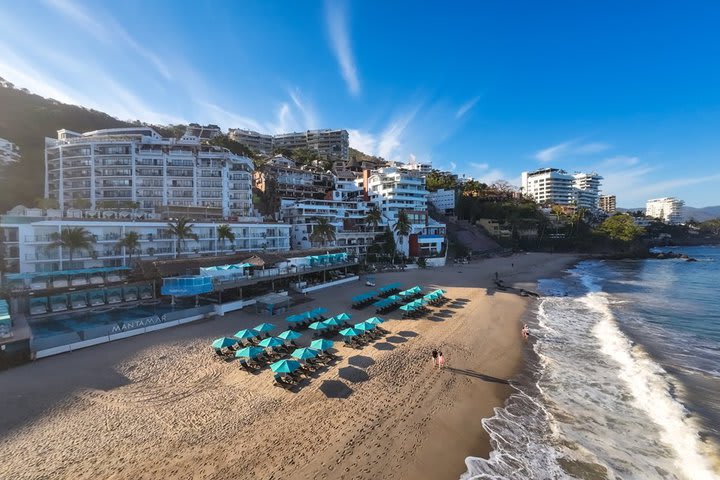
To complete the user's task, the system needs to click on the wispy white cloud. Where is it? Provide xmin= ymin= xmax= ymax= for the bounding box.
xmin=348 ymin=129 xmax=377 ymax=154
xmin=535 ymin=139 xmax=611 ymax=163
xmin=455 ymin=96 xmax=481 ymax=119
xmin=449 ymin=161 xmax=457 ymax=171
xmin=599 ymin=155 xmax=640 ymax=168
xmin=195 ymin=101 xmax=264 ymax=132
xmin=324 ymin=0 xmax=360 ymax=96
xmin=631 ymin=173 xmax=720 ymax=198
xmin=470 ymin=162 xmax=489 ymax=170
xmin=289 ymin=89 xmax=317 ymax=130
xmin=377 ymin=106 xmax=421 ymax=161
xmin=44 ymin=0 xmax=171 ymax=80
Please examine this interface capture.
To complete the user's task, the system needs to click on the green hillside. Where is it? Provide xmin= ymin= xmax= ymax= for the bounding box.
xmin=0 ymin=83 xmax=134 ymax=211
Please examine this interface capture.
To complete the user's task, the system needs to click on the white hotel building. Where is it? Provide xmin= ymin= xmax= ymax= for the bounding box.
xmin=646 ymin=197 xmax=684 ymax=224
xmin=0 ymin=210 xmax=290 ymax=274
xmin=0 ymin=137 xmax=21 ymax=166
xmin=45 ymin=128 xmax=254 ymax=217
xmin=521 ymin=168 xmax=603 ymax=210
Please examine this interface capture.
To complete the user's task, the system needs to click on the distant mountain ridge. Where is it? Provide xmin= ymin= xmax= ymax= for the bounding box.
xmin=619 ymin=206 xmax=720 ymax=222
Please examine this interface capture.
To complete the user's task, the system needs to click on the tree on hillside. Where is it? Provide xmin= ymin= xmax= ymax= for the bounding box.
xmin=365 ymin=206 xmax=382 ymax=231
xmin=209 ymin=134 xmax=256 ymax=158
xmin=167 ymin=217 xmax=198 ymax=257
xmin=426 ymin=171 xmax=458 ymax=192
xmin=393 ymin=210 xmax=412 ymax=263
xmin=310 ymin=218 xmax=336 ymax=247
xmin=598 ymin=214 xmax=645 ymax=242
xmin=48 ymin=227 xmax=94 ymax=265
xmin=35 ymin=197 xmax=59 ymax=209
xmin=116 ymin=231 xmax=140 ymax=266
xmin=699 ymin=219 xmax=720 ymax=236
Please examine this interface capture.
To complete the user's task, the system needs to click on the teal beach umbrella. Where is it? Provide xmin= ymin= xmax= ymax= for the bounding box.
xmin=310 ymin=339 xmax=334 ymax=351
xmin=258 ymin=336 xmax=285 ymax=348
xmin=234 ymin=328 xmax=260 ymax=340
xmin=366 ymin=317 xmax=385 ymax=324
xmin=335 ymin=312 xmax=352 ymax=321
xmin=278 ymin=330 xmax=303 ymax=340
xmin=253 ymin=322 xmax=276 ymax=333
xmin=339 ymin=327 xmax=361 ymax=337
xmin=212 ymin=337 xmax=237 ymax=349
xmin=234 ymin=346 xmax=265 ymax=358
xmin=308 ymin=321 xmax=329 ymax=331
xmin=270 ymin=359 xmax=302 ymax=373
xmin=291 ymin=347 xmax=318 ymax=360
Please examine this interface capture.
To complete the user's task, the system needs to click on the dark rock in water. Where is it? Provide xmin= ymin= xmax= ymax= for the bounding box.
xmin=656 ymin=253 xmax=666 ymax=259
xmin=680 ymin=253 xmax=689 ymax=259
xmin=686 ymin=258 xmax=698 ymax=262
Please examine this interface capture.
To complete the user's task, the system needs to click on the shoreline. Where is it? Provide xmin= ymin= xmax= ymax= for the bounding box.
xmin=0 ymin=253 xmax=579 ymax=480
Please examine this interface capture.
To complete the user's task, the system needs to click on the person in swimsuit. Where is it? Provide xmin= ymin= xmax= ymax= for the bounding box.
xmin=437 ymin=351 xmax=446 ymax=368
xmin=431 ymin=349 xmax=438 ymax=367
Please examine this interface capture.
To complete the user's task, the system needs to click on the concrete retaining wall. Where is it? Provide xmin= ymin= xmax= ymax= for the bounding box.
xmin=300 ymin=276 xmax=358 ymax=293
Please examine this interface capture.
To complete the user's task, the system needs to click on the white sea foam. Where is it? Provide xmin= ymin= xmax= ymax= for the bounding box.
xmin=587 ymin=291 xmax=719 ymax=480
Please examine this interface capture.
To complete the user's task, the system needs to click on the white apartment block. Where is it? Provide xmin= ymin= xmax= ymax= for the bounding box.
xmin=279 ymin=196 xmax=377 ymax=258
xmin=45 ymin=128 xmax=254 ymax=217
xmin=367 ymin=167 xmax=429 ymax=223
xmin=0 ymin=215 xmax=290 ymax=274
xmin=273 ymin=129 xmax=349 ymax=161
xmin=0 ymin=137 xmax=21 ymax=166
xmin=573 ymin=172 xmax=603 ymax=209
xmin=646 ymin=197 xmax=685 ymax=224
xmin=599 ymin=195 xmax=617 ymax=214
xmin=228 ymin=128 xmax=273 ymax=154
xmin=522 ymin=168 xmax=603 ymax=210
xmin=427 ymin=189 xmax=455 ymax=214
xmin=403 ymin=161 xmax=433 ymax=174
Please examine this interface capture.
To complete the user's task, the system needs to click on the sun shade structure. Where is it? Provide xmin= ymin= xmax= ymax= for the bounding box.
xmin=351 ymin=291 xmax=376 ymax=303
xmin=354 ymin=321 xmax=375 ymax=332
xmin=366 ymin=317 xmax=385 ymax=324
xmin=234 ymin=346 xmax=265 ymax=358
xmin=335 ymin=312 xmax=352 ymax=321
xmin=339 ymin=327 xmax=361 ymax=337
xmin=258 ymin=336 xmax=285 ymax=348
xmin=310 ymin=339 xmax=334 ymax=351
xmin=211 ymin=337 xmax=237 ymax=349
xmin=399 ymin=304 xmax=416 ymax=312
xmin=234 ymin=328 xmax=260 ymax=340
xmin=308 ymin=321 xmax=329 ymax=331
xmin=270 ymin=359 xmax=302 ymax=374
xmin=253 ymin=322 xmax=276 ymax=333
xmin=286 ymin=314 xmax=303 ymax=323
xmin=278 ymin=330 xmax=303 ymax=340
xmin=291 ymin=348 xmax=318 ymax=360
xmin=379 ymin=282 xmax=401 ymax=293
xmin=322 ymin=317 xmax=343 ymax=327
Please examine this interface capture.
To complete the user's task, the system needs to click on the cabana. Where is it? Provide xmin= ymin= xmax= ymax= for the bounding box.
xmin=30 ymin=297 xmax=48 ymax=315
xmin=89 ymin=290 xmax=106 ymax=306
xmin=5 ymin=267 xmax=131 ymax=292
xmin=254 ymin=292 xmax=292 ymax=316
xmin=70 ymin=292 xmax=88 ymax=309
xmin=123 ymin=286 xmax=139 ymax=302
xmin=106 ymin=288 xmax=123 ymax=304
xmin=139 ymin=285 xmax=154 ymax=300
xmin=50 ymin=294 xmax=68 ymax=312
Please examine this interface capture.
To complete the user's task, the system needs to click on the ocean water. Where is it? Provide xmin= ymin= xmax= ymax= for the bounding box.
xmin=462 ymin=246 xmax=720 ymax=480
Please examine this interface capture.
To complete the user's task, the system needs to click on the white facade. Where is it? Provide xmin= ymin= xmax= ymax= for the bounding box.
xmin=428 ymin=189 xmax=455 ymax=214
xmin=599 ymin=195 xmax=617 ymax=214
xmin=45 ymin=128 xmax=254 ymax=217
xmin=522 ymin=168 xmax=602 ymax=209
xmin=367 ymin=167 xmax=429 ymax=222
xmin=0 ymin=217 xmax=290 ymax=274
xmin=273 ymin=129 xmax=349 ymax=161
xmin=279 ymin=196 xmax=378 ymax=258
xmin=0 ymin=137 xmax=21 ymax=166
xmin=572 ymin=173 xmax=603 ymax=209
xmin=646 ymin=197 xmax=685 ymax=224
xmin=227 ymin=128 xmax=273 ymax=154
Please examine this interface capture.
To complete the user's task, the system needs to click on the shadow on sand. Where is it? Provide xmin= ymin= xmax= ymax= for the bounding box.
xmin=445 ymin=367 xmax=511 ymax=385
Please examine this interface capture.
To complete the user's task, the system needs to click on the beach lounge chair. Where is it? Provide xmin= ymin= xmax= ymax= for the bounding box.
xmin=71 ymin=298 xmax=87 ymax=309
xmin=273 ymin=374 xmax=296 ymax=389
xmin=51 ymin=301 xmax=68 ymax=312
xmin=107 ymin=293 xmax=122 ymax=304
xmin=239 ymin=360 xmax=259 ymax=372
xmin=124 ymin=290 xmax=138 ymax=302
xmin=140 ymin=289 xmax=153 ymax=300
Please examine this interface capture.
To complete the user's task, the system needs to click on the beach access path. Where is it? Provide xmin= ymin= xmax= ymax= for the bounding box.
xmin=0 ymin=253 xmax=578 ymax=480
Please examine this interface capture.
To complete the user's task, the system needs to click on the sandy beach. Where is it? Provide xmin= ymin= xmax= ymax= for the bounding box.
xmin=0 ymin=252 xmax=577 ymax=480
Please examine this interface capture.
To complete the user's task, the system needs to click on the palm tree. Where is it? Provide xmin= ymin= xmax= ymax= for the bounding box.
xmin=116 ymin=231 xmax=140 ymax=266
xmin=167 ymin=217 xmax=198 ymax=258
xmin=393 ymin=210 xmax=412 ymax=263
xmin=48 ymin=227 xmax=94 ymax=266
xmin=365 ymin=206 xmax=382 ymax=231
xmin=217 ymin=224 xmax=235 ymax=251
xmin=310 ymin=217 xmax=336 ymax=247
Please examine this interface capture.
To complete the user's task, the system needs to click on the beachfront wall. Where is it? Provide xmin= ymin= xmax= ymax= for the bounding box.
xmin=31 ymin=305 xmax=216 ymax=359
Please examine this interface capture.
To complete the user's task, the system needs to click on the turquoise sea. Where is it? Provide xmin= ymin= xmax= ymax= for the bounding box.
xmin=463 ymin=245 xmax=720 ymax=479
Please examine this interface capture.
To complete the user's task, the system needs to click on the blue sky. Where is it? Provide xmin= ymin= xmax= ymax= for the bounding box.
xmin=1 ymin=0 xmax=720 ymax=207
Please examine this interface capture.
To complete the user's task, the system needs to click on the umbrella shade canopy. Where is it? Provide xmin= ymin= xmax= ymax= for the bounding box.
xmin=234 ymin=328 xmax=260 ymax=340
xmin=286 ymin=314 xmax=302 ymax=323
xmin=410 ymin=286 xmax=423 ymax=294
xmin=212 ymin=337 xmax=237 ymax=349
xmin=270 ymin=359 xmax=302 ymax=373
xmin=366 ymin=317 xmax=385 ymax=324
xmin=258 ymin=336 xmax=285 ymax=348
xmin=253 ymin=322 xmax=276 ymax=333
xmin=339 ymin=327 xmax=361 ymax=337
xmin=387 ymin=295 xmax=402 ymax=301
xmin=434 ymin=289 xmax=446 ymax=294
xmin=291 ymin=347 xmax=318 ymax=360
xmin=310 ymin=339 xmax=334 ymax=351
xmin=335 ymin=312 xmax=352 ymax=321
xmin=356 ymin=321 xmax=376 ymax=330
xmin=308 ymin=321 xmax=329 ymax=330
xmin=399 ymin=304 xmax=416 ymax=311
xmin=323 ymin=317 xmax=343 ymax=327
xmin=278 ymin=330 xmax=303 ymax=340
xmin=314 ymin=307 xmax=328 ymax=314
xmin=234 ymin=346 xmax=265 ymax=358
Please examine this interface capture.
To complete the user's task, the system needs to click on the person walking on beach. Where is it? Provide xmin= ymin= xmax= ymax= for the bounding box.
xmin=431 ymin=349 xmax=438 ymax=367
xmin=438 ymin=351 xmax=446 ymax=369
xmin=521 ymin=324 xmax=529 ymax=339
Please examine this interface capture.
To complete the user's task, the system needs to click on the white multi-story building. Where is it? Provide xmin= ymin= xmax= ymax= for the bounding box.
xmin=0 ymin=213 xmax=290 ymax=274
xmin=521 ymin=168 xmax=575 ymax=205
xmin=44 ymin=128 xmax=254 ymax=217
xmin=522 ymin=168 xmax=603 ymax=209
xmin=573 ymin=172 xmax=603 ymax=209
xmin=0 ymin=137 xmax=21 ymax=166
xmin=273 ymin=129 xmax=349 ymax=161
xmin=228 ymin=128 xmax=273 ymax=154
xmin=279 ymin=194 xmax=378 ymax=258
xmin=646 ymin=197 xmax=685 ymax=224
xmin=253 ymin=155 xmax=333 ymax=200
xmin=428 ymin=189 xmax=455 ymax=214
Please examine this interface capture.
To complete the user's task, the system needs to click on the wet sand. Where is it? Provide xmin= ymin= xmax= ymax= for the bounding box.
xmin=0 ymin=253 xmax=578 ymax=480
